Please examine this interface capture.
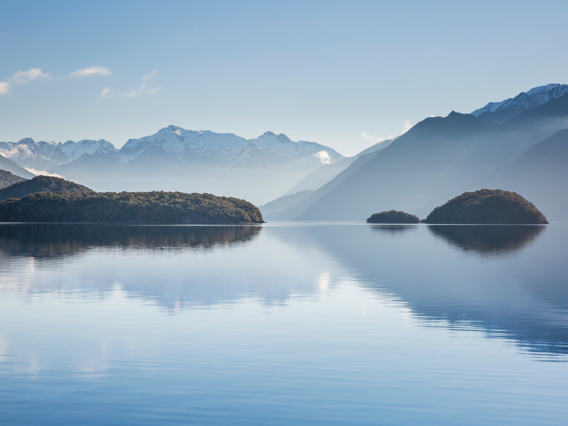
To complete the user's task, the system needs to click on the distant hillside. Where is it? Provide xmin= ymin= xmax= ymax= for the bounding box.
xmin=275 ymin=84 xmax=568 ymax=221
xmin=294 ymin=111 xmax=502 ymax=220
xmin=262 ymin=142 xmax=386 ymax=221
xmin=423 ymin=189 xmax=548 ymax=224
xmin=489 ymin=129 xmax=568 ymax=220
xmin=0 ymin=170 xmax=26 ymax=189
xmin=282 ymin=139 xmax=393 ymax=196
xmin=0 ymin=191 xmax=263 ymax=224
xmin=0 ymin=154 xmax=34 ymax=179
xmin=260 ymin=190 xmax=315 ymax=220
xmin=0 ymin=175 xmax=94 ymax=202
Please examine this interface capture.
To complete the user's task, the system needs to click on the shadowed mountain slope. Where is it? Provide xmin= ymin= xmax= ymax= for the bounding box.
xmin=286 ymin=89 xmax=568 ymax=221
xmin=0 ymin=155 xmax=34 ymax=179
xmin=0 ymin=170 xmax=26 ymax=189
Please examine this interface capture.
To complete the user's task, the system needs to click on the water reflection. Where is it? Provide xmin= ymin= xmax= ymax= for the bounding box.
xmin=0 ymin=224 xmax=331 ymax=310
xmin=428 ymin=225 xmax=544 ymax=254
xmin=0 ymin=223 xmax=261 ymax=258
xmin=1 ymin=223 xmax=567 ymax=425
xmin=274 ymin=224 xmax=568 ymax=357
xmin=369 ymin=224 xmax=418 ymax=234
xmin=0 ymin=223 xmax=566 ymax=358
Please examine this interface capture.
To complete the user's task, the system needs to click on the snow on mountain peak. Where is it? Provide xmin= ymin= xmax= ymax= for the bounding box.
xmin=117 ymin=126 xmax=344 ymax=168
xmin=472 ymin=83 xmax=568 ymax=120
xmin=0 ymin=137 xmax=117 ymax=169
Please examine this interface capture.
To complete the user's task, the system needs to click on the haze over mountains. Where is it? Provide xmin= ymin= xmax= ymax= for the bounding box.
xmin=1 ymin=83 xmax=567 ymax=220
xmin=0 ymin=127 xmax=342 ymax=204
xmin=264 ymin=83 xmax=568 ymax=221
xmin=0 ymin=138 xmax=116 ymax=171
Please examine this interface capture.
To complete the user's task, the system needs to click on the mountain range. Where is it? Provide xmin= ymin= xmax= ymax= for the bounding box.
xmin=262 ymin=83 xmax=568 ymax=221
xmin=0 ymin=127 xmax=343 ymax=204
xmin=1 ymin=83 xmax=567 ymax=220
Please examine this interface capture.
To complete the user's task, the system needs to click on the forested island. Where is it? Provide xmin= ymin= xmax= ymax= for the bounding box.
xmin=0 ymin=176 xmax=263 ymax=224
xmin=423 ymin=189 xmax=548 ymax=224
xmin=366 ymin=210 xmax=420 ymax=223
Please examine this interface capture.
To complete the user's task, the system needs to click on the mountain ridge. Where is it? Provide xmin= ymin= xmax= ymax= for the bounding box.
xmin=271 ymin=84 xmax=568 ymax=221
xmin=472 ymin=83 xmax=568 ymax=124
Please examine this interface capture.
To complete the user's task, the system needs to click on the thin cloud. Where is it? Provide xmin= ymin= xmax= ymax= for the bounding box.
xmin=24 ymin=168 xmax=63 ymax=178
xmin=314 ymin=150 xmax=331 ymax=165
xmin=124 ymin=71 xmax=159 ymax=98
xmin=0 ymin=68 xmax=49 ymax=95
xmin=361 ymin=131 xmax=377 ymax=142
xmin=10 ymin=68 xmax=49 ymax=85
xmin=70 ymin=66 xmax=111 ymax=78
xmin=101 ymin=88 xmax=111 ymax=97
xmin=361 ymin=120 xmax=413 ymax=144
xmin=142 ymin=70 xmax=158 ymax=82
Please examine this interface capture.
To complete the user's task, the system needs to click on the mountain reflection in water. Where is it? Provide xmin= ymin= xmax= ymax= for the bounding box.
xmin=0 ymin=223 xmax=567 ymax=359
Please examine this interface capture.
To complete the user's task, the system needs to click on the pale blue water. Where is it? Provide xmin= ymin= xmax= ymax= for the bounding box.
xmin=0 ymin=223 xmax=567 ymax=425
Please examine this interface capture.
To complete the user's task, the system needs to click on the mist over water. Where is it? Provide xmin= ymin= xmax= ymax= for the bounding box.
xmin=0 ymin=223 xmax=567 ymax=425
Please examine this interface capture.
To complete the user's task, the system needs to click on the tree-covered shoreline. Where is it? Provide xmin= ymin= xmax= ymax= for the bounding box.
xmin=0 ymin=188 xmax=263 ymax=224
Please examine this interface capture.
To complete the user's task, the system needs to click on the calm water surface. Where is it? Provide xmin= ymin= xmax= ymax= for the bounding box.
xmin=0 ymin=223 xmax=567 ymax=425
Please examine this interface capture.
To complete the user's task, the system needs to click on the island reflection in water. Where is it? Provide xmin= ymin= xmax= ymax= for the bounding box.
xmin=369 ymin=224 xmax=418 ymax=234
xmin=0 ymin=223 xmax=261 ymax=257
xmin=428 ymin=224 xmax=544 ymax=254
xmin=0 ymin=223 xmax=567 ymax=425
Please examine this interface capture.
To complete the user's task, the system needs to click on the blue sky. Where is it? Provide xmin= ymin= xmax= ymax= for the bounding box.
xmin=1 ymin=0 xmax=567 ymax=155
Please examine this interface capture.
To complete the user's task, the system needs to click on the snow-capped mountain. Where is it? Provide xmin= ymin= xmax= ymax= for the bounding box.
xmin=118 ymin=125 xmax=342 ymax=167
xmin=0 ymin=138 xmax=116 ymax=170
xmin=52 ymin=126 xmax=344 ymax=204
xmin=472 ymin=83 xmax=568 ymax=123
xmin=261 ymin=83 xmax=568 ymax=221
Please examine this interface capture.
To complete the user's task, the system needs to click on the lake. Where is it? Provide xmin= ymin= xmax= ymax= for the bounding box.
xmin=0 ymin=223 xmax=567 ymax=425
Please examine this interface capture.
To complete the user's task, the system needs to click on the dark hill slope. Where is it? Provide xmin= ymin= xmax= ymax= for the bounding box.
xmin=294 ymin=93 xmax=568 ymax=221
xmin=0 ymin=170 xmax=26 ymax=189
xmin=0 ymin=175 xmax=94 ymax=202
xmin=490 ymin=129 xmax=568 ymax=220
xmin=297 ymin=112 xmax=503 ymax=220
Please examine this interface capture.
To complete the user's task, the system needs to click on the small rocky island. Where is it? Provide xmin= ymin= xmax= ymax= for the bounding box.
xmin=367 ymin=210 xmax=420 ymax=224
xmin=424 ymin=189 xmax=548 ymax=224
xmin=0 ymin=176 xmax=263 ymax=224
